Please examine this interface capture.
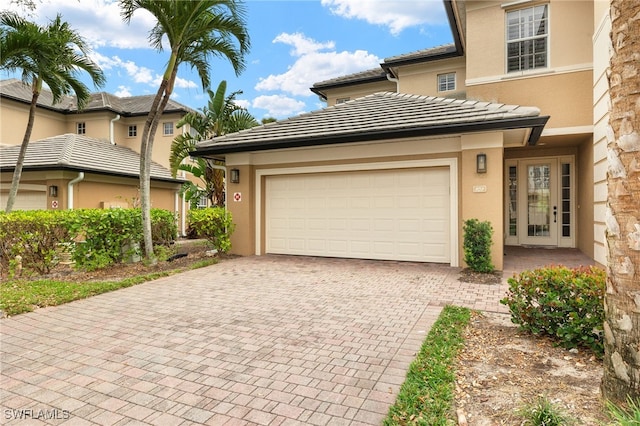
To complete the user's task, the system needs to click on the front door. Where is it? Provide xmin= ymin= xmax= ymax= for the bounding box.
xmin=520 ymin=160 xmax=557 ymax=245
xmin=505 ymin=157 xmax=574 ymax=248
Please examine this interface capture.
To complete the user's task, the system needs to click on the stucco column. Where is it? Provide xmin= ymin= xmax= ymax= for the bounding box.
xmin=460 ymin=132 xmax=504 ymax=270
xmin=226 ymin=163 xmax=255 ymax=256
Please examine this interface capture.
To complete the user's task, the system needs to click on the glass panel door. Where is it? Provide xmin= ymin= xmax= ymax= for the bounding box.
xmin=520 ymin=160 xmax=557 ymax=245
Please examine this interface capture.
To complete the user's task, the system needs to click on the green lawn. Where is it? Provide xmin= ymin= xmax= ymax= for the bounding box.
xmin=0 ymin=258 xmax=217 ymax=317
xmin=384 ymin=305 xmax=471 ymax=425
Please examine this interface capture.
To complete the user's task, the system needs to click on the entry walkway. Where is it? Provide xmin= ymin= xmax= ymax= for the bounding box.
xmin=0 ymin=249 xmax=594 ymax=425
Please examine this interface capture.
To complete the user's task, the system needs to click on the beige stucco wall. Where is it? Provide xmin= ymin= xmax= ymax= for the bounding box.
xmin=577 ymin=137 xmax=595 ymax=259
xmin=467 ymin=71 xmax=593 ymax=130
xmin=1 ymin=170 xmax=180 ymax=213
xmin=1 ymin=99 xmax=67 ymax=144
xmin=465 ymin=0 xmax=593 ymax=81
xmin=397 ymin=57 xmax=467 ymax=99
xmin=460 ymin=132 xmax=504 ymax=270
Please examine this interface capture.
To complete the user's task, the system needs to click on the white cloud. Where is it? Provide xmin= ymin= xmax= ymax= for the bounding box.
xmin=114 ymin=85 xmax=132 ymax=97
xmin=173 ymin=76 xmax=198 ymax=90
xmin=234 ymin=99 xmax=251 ymax=110
xmin=255 ymin=33 xmax=381 ymax=97
xmin=273 ymin=32 xmax=335 ymax=56
xmin=9 ymin=0 xmax=156 ymax=49
xmin=252 ymin=95 xmax=306 ymax=118
xmin=321 ymin=0 xmax=446 ymax=35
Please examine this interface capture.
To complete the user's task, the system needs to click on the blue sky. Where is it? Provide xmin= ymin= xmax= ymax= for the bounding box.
xmin=3 ymin=0 xmax=453 ymax=120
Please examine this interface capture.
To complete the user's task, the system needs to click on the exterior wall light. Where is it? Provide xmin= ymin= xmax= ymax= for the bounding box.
xmin=476 ymin=153 xmax=487 ymax=174
xmin=230 ymin=168 xmax=240 ymax=184
xmin=49 ymin=185 xmax=58 ymax=197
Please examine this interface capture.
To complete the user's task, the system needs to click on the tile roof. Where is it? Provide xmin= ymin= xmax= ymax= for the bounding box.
xmin=383 ymin=43 xmax=459 ymax=65
xmin=310 ymin=44 xmax=460 ymax=92
xmin=312 ymin=68 xmax=389 ymax=90
xmin=0 ymin=79 xmax=192 ymax=115
xmin=0 ymin=134 xmax=183 ymax=183
xmin=193 ymin=92 xmax=549 ymax=156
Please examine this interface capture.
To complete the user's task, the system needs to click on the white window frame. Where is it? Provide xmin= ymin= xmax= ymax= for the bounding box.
xmin=505 ymin=4 xmax=549 ymax=73
xmin=437 ymin=72 xmax=456 ymax=92
xmin=128 ymin=125 xmax=137 ymax=137
xmin=76 ymin=122 xmax=86 ymax=135
xmin=163 ymin=122 xmax=174 ymax=136
xmin=336 ymin=97 xmax=350 ymax=105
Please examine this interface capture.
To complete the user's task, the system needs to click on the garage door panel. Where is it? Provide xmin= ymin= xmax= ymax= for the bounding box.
xmin=266 ymin=168 xmax=450 ymax=263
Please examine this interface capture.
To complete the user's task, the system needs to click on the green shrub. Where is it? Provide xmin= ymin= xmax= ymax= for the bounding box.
xmin=150 ymin=208 xmax=177 ymax=246
xmin=500 ymin=265 xmax=605 ymax=357
xmin=188 ymin=207 xmax=234 ymax=253
xmin=607 ymin=397 xmax=640 ymax=425
xmin=0 ymin=208 xmax=178 ymax=275
xmin=463 ymin=218 xmax=494 ymax=273
xmin=0 ymin=210 xmax=73 ymax=275
xmin=518 ymin=396 xmax=575 ymax=426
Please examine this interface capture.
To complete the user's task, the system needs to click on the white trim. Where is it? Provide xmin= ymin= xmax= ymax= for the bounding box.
xmin=504 ymin=3 xmax=550 ymax=74
xmin=465 ymin=63 xmax=593 ymax=86
xmin=501 ymin=0 xmax=532 ymax=9
xmin=255 ymin=158 xmax=459 ymax=266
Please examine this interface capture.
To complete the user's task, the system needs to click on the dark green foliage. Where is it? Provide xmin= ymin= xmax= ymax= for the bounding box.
xmin=463 ymin=218 xmax=494 ymax=273
xmin=0 ymin=208 xmax=177 ymax=274
xmin=187 ymin=207 xmax=234 ymax=253
xmin=0 ymin=210 xmax=72 ymax=275
xmin=500 ymin=265 xmax=605 ymax=357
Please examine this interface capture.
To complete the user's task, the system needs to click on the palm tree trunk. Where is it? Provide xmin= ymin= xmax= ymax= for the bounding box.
xmin=601 ymin=0 xmax=640 ymax=404
xmin=139 ymin=66 xmax=177 ymax=262
xmin=5 ymin=89 xmax=39 ymax=213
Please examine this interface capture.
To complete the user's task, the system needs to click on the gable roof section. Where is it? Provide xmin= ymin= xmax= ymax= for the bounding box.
xmin=310 ymin=43 xmax=461 ymax=98
xmin=192 ymin=92 xmax=549 ymax=157
xmin=0 ymin=79 xmax=192 ymax=116
xmin=0 ymin=134 xmax=183 ymax=183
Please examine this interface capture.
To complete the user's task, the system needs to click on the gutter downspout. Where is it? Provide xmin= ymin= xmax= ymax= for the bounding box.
xmin=386 ymin=73 xmax=399 ymax=93
xmin=110 ymin=114 xmax=120 ymax=145
xmin=67 ymin=172 xmax=85 ymax=209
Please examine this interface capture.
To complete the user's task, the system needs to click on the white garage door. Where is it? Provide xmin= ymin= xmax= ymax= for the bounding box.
xmin=0 ymin=190 xmax=47 ymax=210
xmin=265 ymin=167 xmax=450 ymax=263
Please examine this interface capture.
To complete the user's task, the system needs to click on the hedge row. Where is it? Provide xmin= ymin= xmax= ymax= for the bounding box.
xmin=0 ymin=208 xmax=178 ymax=275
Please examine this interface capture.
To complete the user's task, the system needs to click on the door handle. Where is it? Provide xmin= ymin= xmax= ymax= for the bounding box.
xmin=553 ymin=206 xmax=557 ymax=223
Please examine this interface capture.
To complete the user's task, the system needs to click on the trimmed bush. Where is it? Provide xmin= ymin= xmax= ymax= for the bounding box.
xmin=0 ymin=210 xmax=72 ymax=275
xmin=500 ymin=265 xmax=605 ymax=357
xmin=188 ymin=207 xmax=234 ymax=253
xmin=463 ymin=218 xmax=494 ymax=273
xmin=1 ymin=208 xmax=177 ymax=274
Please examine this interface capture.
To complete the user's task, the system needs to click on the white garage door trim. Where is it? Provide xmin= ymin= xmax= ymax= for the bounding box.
xmin=255 ymin=158 xmax=459 ymax=266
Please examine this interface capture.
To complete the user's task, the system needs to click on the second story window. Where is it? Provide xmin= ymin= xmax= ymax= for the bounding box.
xmin=163 ymin=122 xmax=174 ymax=136
xmin=77 ymin=122 xmax=86 ymax=135
xmin=336 ymin=97 xmax=350 ymax=104
xmin=437 ymin=73 xmax=456 ymax=92
xmin=128 ymin=125 xmax=137 ymax=137
xmin=506 ymin=4 xmax=548 ymax=72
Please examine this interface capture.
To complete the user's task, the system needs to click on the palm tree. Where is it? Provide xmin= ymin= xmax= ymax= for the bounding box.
xmin=170 ymin=80 xmax=258 ymax=208
xmin=0 ymin=12 xmax=105 ymax=213
xmin=119 ymin=0 xmax=250 ymax=262
xmin=601 ymin=0 xmax=640 ymax=404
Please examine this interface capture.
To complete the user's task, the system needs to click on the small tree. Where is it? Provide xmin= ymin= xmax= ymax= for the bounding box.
xmin=463 ymin=218 xmax=494 ymax=273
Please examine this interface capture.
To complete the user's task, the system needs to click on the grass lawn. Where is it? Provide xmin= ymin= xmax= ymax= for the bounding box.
xmin=385 ymin=305 xmax=471 ymax=425
xmin=0 ymin=258 xmax=217 ymax=317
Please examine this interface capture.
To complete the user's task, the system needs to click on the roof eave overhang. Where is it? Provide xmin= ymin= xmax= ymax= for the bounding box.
xmin=381 ymin=50 xmax=462 ymax=72
xmin=444 ymin=0 xmax=465 ymax=55
xmin=310 ymin=74 xmax=390 ymax=99
xmin=192 ymin=115 xmax=550 ymax=158
xmin=0 ymin=164 xmax=185 ymax=184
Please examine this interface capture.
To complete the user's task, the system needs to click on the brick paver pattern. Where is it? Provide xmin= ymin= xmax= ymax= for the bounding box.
xmin=0 ymin=252 xmax=589 ymax=425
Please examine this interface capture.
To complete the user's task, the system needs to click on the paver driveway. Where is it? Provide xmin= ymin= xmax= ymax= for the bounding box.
xmin=1 ymin=255 xmax=507 ymax=425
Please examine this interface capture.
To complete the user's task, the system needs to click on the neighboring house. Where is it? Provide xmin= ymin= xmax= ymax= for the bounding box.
xmin=0 ymin=79 xmax=191 ymax=233
xmin=193 ymin=0 xmax=606 ymax=270
xmin=0 ymin=134 xmax=184 ymax=211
